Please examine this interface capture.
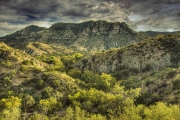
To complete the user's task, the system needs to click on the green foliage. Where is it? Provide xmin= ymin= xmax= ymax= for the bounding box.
xmin=2 ymin=76 xmax=12 ymax=86
xmin=36 ymin=79 xmax=45 ymax=89
xmin=143 ymin=102 xmax=180 ymax=120
xmin=51 ymin=79 xmax=61 ymax=89
xmin=61 ymin=53 xmax=83 ymax=71
xmin=1 ymin=61 xmax=12 ymax=68
xmin=2 ymin=36 xmax=180 ymax=119
xmin=0 ymin=96 xmax=21 ymax=120
xmin=22 ymin=60 xmax=33 ymax=65
xmin=173 ymin=79 xmax=180 ymax=90
xmin=69 ymin=87 xmax=140 ymax=115
xmin=22 ymin=94 xmax=35 ymax=112
xmin=37 ymin=97 xmax=57 ymax=114
xmin=33 ymin=66 xmax=43 ymax=73
xmin=166 ymin=69 xmax=176 ymax=80
xmin=68 ymin=69 xmax=82 ymax=78
xmin=61 ymin=106 xmax=106 ymax=120
xmin=20 ymin=65 xmax=29 ymax=71
xmin=36 ymin=55 xmax=65 ymax=71
xmin=98 ymin=73 xmax=116 ymax=91
xmin=81 ymin=71 xmax=115 ymax=91
xmin=42 ymin=87 xmax=54 ymax=99
xmin=27 ymin=114 xmax=49 ymax=120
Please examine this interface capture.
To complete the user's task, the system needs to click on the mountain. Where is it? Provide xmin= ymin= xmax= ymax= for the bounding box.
xmin=75 ymin=34 xmax=180 ymax=78
xmin=139 ymin=31 xmax=180 ymax=39
xmin=0 ymin=20 xmax=142 ymax=53
xmin=1 ymin=31 xmax=180 ymax=119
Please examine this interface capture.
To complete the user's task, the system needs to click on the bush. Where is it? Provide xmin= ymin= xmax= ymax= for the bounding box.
xmin=173 ymin=79 xmax=180 ymax=90
xmin=1 ymin=61 xmax=12 ymax=68
xmin=28 ymin=114 xmax=49 ymax=120
xmin=68 ymin=69 xmax=82 ymax=79
xmin=20 ymin=65 xmax=29 ymax=71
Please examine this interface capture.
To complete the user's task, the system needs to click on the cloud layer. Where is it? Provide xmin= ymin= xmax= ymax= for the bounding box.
xmin=0 ymin=0 xmax=180 ymax=36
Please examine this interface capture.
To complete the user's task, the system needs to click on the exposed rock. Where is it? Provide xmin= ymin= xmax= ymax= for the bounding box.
xmin=75 ymin=34 xmax=180 ymax=77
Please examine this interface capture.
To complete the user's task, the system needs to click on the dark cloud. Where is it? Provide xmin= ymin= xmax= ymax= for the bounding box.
xmin=63 ymin=9 xmax=88 ymax=17
xmin=178 ymin=12 xmax=180 ymax=16
xmin=0 ymin=0 xmax=180 ymax=36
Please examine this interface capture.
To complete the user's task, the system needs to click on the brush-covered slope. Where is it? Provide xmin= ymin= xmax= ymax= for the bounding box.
xmin=75 ymin=34 xmax=180 ymax=77
xmin=0 ymin=42 xmax=78 ymax=97
xmin=136 ymin=67 xmax=180 ymax=104
xmin=2 ymin=39 xmax=180 ymax=120
xmin=25 ymin=42 xmax=75 ymax=55
xmin=72 ymin=34 xmax=180 ymax=105
xmin=0 ymin=42 xmax=46 ymax=86
xmin=0 ymin=20 xmax=142 ymax=52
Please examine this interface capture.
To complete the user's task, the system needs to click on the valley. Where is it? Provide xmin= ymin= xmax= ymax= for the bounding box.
xmin=0 ymin=21 xmax=180 ymax=120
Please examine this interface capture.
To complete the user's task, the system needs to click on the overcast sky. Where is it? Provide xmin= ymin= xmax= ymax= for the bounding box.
xmin=0 ymin=0 xmax=180 ymax=36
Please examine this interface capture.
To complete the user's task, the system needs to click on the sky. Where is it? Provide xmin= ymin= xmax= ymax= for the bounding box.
xmin=0 ymin=0 xmax=180 ymax=37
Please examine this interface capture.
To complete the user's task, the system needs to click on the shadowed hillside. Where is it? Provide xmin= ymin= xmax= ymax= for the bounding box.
xmin=75 ymin=34 xmax=180 ymax=77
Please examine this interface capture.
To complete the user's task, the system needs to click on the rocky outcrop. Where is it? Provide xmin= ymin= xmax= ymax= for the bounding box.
xmin=75 ymin=34 xmax=180 ymax=77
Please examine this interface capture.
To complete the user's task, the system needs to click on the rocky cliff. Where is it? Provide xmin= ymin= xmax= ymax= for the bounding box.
xmin=75 ymin=34 xmax=180 ymax=78
xmin=0 ymin=20 xmax=142 ymax=52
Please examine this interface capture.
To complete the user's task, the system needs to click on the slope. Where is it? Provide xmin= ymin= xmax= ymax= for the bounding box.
xmin=0 ymin=42 xmax=78 ymax=98
xmin=75 ymin=34 xmax=180 ymax=78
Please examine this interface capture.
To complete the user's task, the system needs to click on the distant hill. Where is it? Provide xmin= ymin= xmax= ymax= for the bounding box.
xmin=139 ymin=31 xmax=180 ymax=39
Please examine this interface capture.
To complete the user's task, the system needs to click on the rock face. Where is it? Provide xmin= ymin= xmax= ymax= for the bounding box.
xmin=0 ymin=20 xmax=142 ymax=52
xmin=75 ymin=34 xmax=180 ymax=77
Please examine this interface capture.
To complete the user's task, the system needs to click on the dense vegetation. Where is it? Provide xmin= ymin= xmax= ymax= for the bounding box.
xmin=1 ymin=34 xmax=180 ymax=120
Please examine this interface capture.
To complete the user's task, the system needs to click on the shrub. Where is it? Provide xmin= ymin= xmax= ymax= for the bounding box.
xmin=27 ymin=114 xmax=49 ymax=120
xmin=173 ymin=79 xmax=180 ymax=90
xmin=20 ymin=65 xmax=29 ymax=71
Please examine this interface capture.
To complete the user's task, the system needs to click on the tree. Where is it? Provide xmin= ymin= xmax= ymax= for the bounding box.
xmin=27 ymin=114 xmax=49 ymax=120
xmin=23 ymin=94 xmax=35 ymax=113
xmin=61 ymin=53 xmax=83 ymax=71
xmin=41 ymin=87 xmax=54 ymax=99
xmin=98 ymin=73 xmax=116 ymax=91
xmin=68 ymin=69 xmax=81 ymax=79
xmin=37 ymin=97 xmax=57 ymax=115
xmin=0 ymin=96 xmax=21 ymax=120
xmin=166 ymin=69 xmax=176 ymax=81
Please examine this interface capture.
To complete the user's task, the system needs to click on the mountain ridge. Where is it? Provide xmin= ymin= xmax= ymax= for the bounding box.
xmin=0 ymin=20 xmax=142 ymax=53
xmin=74 ymin=34 xmax=180 ymax=78
xmin=1 ymin=20 xmax=180 ymax=55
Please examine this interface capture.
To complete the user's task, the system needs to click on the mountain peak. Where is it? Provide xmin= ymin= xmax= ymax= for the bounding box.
xmin=1 ymin=21 xmax=142 ymax=52
xmin=23 ymin=25 xmax=46 ymax=32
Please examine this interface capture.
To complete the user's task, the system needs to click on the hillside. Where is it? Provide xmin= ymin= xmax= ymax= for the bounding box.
xmin=0 ymin=42 xmax=81 ymax=119
xmin=0 ymin=41 xmax=46 ymax=86
xmin=1 ymin=35 xmax=180 ymax=119
xmin=72 ymin=33 xmax=180 ymax=105
xmin=75 ymin=34 xmax=180 ymax=76
xmin=0 ymin=20 xmax=142 ymax=53
xmin=1 ymin=22 xmax=180 ymax=120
